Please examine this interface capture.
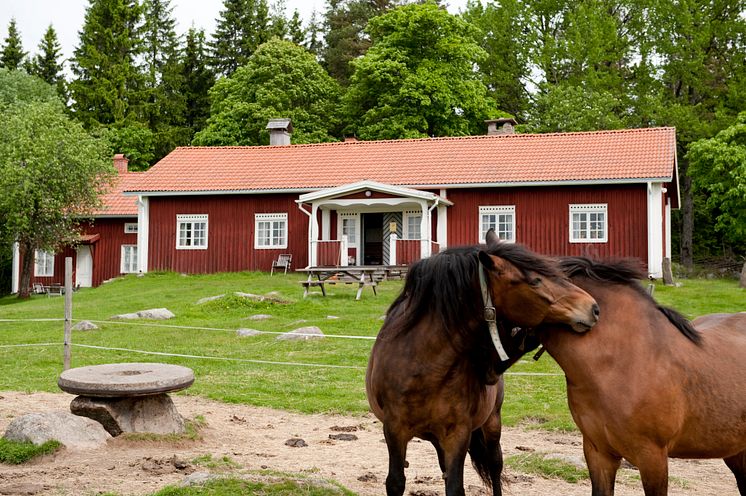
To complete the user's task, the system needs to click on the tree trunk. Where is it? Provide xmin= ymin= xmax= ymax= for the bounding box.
xmin=17 ymin=241 xmax=33 ymax=299
xmin=679 ymin=155 xmax=694 ymax=269
xmin=740 ymin=261 xmax=746 ymax=289
xmin=662 ymin=258 xmax=674 ymax=286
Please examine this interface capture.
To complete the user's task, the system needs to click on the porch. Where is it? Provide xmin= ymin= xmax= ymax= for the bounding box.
xmin=296 ymin=180 xmax=451 ymax=269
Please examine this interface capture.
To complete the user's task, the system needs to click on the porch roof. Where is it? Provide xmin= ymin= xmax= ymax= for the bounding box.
xmin=296 ymin=180 xmax=453 ymax=205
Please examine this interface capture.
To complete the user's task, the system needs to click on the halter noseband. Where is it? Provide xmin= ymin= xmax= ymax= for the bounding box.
xmin=479 ymin=263 xmax=510 ymax=362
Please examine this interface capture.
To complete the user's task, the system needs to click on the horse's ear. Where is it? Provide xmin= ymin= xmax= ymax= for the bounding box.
xmin=485 ymin=228 xmax=500 ymax=248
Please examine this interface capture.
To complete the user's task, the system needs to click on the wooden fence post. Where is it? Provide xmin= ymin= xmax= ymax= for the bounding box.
xmin=63 ymin=257 xmax=73 ymax=370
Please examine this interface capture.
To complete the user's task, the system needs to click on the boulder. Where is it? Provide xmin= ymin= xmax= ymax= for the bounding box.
xmin=196 ymin=295 xmax=225 ymax=305
xmin=3 ymin=411 xmax=110 ymax=450
xmin=110 ymin=308 xmax=175 ymax=320
xmin=277 ymin=326 xmax=324 ymax=341
xmin=234 ymin=292 xmax=291 ymax=304
xmin=72 ymin=320 xmax=98 ymax=331
xmin=70 ymin=394 xmax=185 ymax=437
xmin=236 ymin=328 xmax=262 ymax=337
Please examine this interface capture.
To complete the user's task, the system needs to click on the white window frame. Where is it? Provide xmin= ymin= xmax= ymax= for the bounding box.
xmin=34 ymin=250 xmax=55 ymax=277
xmin=176 ymin=214 xmax=208 ymax=250
xmin=254 ymin=213 xmax=288 ymax=249
xmin=120 ymin=245 xmax=138 ymax=273
xmin=479 ymin=206 xmax=516 ymax=243
xmin=338 ymin=212 xmax=359 ymax=247
xmin=124 ymin=222 xmax=138 ymax=234
xmin=403 ymin=210 xmax=422 ymax=240
xmin=569 ymin=204 xmax=608 ymax=243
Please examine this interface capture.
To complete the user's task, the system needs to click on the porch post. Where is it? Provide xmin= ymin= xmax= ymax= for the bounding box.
xmin=390 ymin=234 xmax=397 ymax=266
xmin=341 ymin=235 xmax=349 ymax=267
xmin=321 ymin=208 xmax=330 ymax=240
xmin=310 ymin=203 xmax=319 ymax=266
xmin=437 ymin=189 xmax=448 ymax=250
xmin=419 ymin=200 xmax=430 ymax=259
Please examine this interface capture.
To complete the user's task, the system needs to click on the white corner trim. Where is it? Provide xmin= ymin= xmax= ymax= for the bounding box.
xmin=647 ymin=183 xmax=664 ymax=277
xmin=11 ymin=242 xmax=19 ymax=293
xmin=137 ymin=196 xmax=149 ymax=273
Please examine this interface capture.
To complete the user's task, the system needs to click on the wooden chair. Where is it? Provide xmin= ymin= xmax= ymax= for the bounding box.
xmin=32 ymin=283 xmax=46 ymax=295
xmin=271 ymin=254 xmax=292 ymax=275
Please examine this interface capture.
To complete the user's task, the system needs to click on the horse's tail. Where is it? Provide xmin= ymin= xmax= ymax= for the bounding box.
xmin=468 ymin=428 xmax=495 ymax=489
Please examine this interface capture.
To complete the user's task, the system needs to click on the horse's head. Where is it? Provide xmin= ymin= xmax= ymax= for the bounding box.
xmin=478 ymin=230 xmax=599 ymax=333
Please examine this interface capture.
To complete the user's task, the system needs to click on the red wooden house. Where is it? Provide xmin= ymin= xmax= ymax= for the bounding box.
xmin=11 ymin=120 xmax=680 ymax=292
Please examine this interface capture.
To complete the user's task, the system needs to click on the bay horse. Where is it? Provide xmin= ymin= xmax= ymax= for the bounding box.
xmin=535 ymin=257 xmax=746 ymax=495
xmin=366 ymin=232 xmax=600 ymax=496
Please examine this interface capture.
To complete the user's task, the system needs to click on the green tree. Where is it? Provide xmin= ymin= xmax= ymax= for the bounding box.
xmin=141 ymin=0 xmax=188 ymax=162
xmin=687 ymin=112 xmax=746 ymax=256
xmin=463 ymin=0 xmax=530 ymax=120
xmin=525 ymin=83 xmax=625 ymax=133
xmin=322 ymin=0 xmax=399 ymax=86
xmin=0 ymin=19 xmax=27 ymax=70
xmin=193 ymin=38 xmax=341 ymax=146
xmin=649 ymin=0 xmax=746 ymax=267
xmin=29 ymin=25 xmax=66 ymax=100
xmin=343 ymin=2 xmax=497 ymax=140
xmin=0 ymin=99 xmax=114 ymax=299
xmin=69 ymin=0 xmax=144 ymax=127
xmin=182 ymin=28 xmax=215 ymax=141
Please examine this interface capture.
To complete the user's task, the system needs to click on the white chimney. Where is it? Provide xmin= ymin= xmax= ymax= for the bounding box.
xmin=266 ymin=118 xmax=293 ymax=146
xmin=485 ymin=118 xmax=518 ymax=135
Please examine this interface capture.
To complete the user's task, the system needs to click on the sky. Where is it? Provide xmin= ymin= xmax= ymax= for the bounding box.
xmin=0 ymin=0 xmax=467 ymax=68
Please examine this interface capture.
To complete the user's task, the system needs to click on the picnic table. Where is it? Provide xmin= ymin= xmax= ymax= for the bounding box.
xmin=297 ymin=267 xmax=384 ymax=300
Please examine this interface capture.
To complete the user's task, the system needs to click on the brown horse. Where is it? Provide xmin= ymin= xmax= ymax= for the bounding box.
xmin=366 ymin=234 xmax=600 ymax=496
xmin=535 ymin=257 xmax=746 ymax=495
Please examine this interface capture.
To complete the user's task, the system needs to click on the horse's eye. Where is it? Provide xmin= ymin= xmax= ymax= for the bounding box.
xmin=530 ymin=277 xmax=542 ymax=287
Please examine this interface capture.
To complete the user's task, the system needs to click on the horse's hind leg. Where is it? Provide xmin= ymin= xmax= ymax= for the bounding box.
xmin=383 ymin=424 xmax=410 ymax=496
xmin=724 ymin=451 xmax=746 ymax=495
xmin=471 ymin=413 xmax=504 ymax=495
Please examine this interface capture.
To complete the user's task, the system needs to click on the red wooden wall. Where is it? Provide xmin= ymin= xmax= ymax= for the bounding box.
xmin=25 ymin=218 xmax=137 ymax=288
xmin=147 ymin=194 xmax=309 ymax=274
xmin=446 ymin=184 xmax=648 ymax=264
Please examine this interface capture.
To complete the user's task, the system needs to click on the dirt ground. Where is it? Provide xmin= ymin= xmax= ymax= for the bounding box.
xmin=0 ymin=391 xmax=738 ymax=496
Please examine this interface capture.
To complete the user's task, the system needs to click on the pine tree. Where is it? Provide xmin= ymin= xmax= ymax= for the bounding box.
xmin=141 ymin=0 xmax=187 ymax=161
xmin=29 ymin=25 xmax=66 ymax=99
xmin=0 ymin=19 xmax=28 ymax=70
xmin=209 ymin=0 xmax=250 ymax=76
xmin=305 ymin=10 xmax=324 ymax=56
xmin=69 ymin=0 xmax=144 ymax=127
xmin=287 ymin=10 xmax=305 ymax=45
xmin=182 ymin=28 xmax=214 ymax=140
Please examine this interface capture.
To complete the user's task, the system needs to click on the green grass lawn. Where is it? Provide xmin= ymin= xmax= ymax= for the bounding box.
xmin=1 ymin=271 xmax=743 ymax=429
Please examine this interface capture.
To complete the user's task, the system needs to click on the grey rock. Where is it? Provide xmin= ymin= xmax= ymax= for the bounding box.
xmin=277 ymin=326 xmax=324 ymax=341
xmin=72 ymin=320 xmax=98 ymax=331
xmin=70 ymin=394 xmax=185 ymax=437
xmin=236 ymin=328 xmax=262 ymax=337
xmin=326 ymin=315 xmax=340 ymax=320
xmin=3 ymin=411 xmax=110 ymax=450
xmin=234 ymin=292 xmax=291 ymax=304
xmin=110 ymin=308 xmax=175 ymax=320
xmin=196 ymin=295 xmax=225 ymax=305
xmin=329 ymin=433 xmax=358 ymax=441
xmin=247 ymin=314 xmax=272 ymax=321
xmin=180 ymin=471 xmax=220 ymax=487
xmin=285 ymin=437 xmax=307 ymax=447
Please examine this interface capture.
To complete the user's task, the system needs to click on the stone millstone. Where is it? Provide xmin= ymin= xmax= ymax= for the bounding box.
xmin=70 ymin=394 xmax=185 ymax=437
xmin=58 ymin=363 xmax=194 ymax=397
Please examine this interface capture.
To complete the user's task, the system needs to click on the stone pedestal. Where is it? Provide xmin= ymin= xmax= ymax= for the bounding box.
xmin=58 ymin=363 xmax=194 ymax=437
xmin=70 ymin=393 xmax=185 ymax=437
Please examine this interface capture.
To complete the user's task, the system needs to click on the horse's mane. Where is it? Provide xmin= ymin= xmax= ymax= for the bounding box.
xmin=558 ymin=257 xmax=701 ymax=344
xmin=386 ymin=242 xmax=564 ymax=343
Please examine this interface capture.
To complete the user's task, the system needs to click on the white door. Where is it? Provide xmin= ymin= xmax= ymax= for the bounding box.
xmin=76 ymin=246 xmax=93 ymax=287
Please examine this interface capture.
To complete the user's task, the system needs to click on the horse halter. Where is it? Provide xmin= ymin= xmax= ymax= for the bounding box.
xmin=479 ymin=263 xmax=511 ymax=362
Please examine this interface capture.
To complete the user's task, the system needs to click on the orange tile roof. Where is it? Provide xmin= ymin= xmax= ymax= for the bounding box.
xmin=96 ymin=172 xmax=142 ymax=216
xmin=125 ymin=127 xmax=676 ymax=194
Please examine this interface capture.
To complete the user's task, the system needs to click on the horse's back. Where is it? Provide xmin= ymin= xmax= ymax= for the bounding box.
xmin=693 ymin=312 xmax=746 ymax=334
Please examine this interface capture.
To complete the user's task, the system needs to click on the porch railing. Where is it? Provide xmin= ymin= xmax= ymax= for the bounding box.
xmin=389 ymin=235 xmax=440 ymax=266
xmin=310 ymin=237 xmax=349 ymax=267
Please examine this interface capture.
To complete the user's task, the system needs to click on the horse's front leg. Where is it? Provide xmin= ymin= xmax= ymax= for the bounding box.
xmin=441 ymin=425 xmax=472 ymax=496
xmin=583 ymin=437 xmax=621 ymax=496
xmin=633 ymin=448 xmax=670 ymax=496
xmin=724 ymin=450 xmax=746 ymax=495
xmin=383 ymin=423 xmax=411 ymax=496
